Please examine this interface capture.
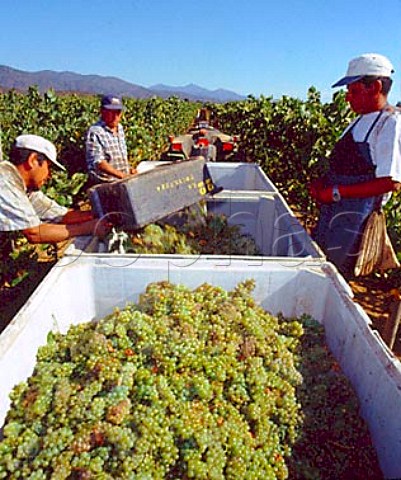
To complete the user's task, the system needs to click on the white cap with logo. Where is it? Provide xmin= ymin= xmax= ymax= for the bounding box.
xmin=14 ymin=134 xmax=65 ymax=170
xmin=332 ymin=53 xmax=394 ymax=88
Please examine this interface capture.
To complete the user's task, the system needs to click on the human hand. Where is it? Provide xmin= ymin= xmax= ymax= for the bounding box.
xmin=92 ymin=218 xmax=113 ymax=238
xmin=130 ymin=167 xmax=138 ymax=175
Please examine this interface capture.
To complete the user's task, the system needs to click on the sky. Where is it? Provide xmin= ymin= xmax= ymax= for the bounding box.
xmin=1 ymin=0 xmax=401 ymax=103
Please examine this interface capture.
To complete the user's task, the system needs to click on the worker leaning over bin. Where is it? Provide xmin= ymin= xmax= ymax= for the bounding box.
xmin=0 ymin=134 xmax=111 ymax=244
xmin=85 ymin=94 xmax=137 ymax=186
xmin=309 ymin=53 xmax=401 ymax=276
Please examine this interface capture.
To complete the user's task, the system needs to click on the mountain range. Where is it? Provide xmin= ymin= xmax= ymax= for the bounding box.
xmin=0 ymin=65 xmax=246 ymax=103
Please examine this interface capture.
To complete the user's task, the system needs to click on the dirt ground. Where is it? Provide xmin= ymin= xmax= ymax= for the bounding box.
xmin=293 ymin=209 xmax=401 ymax=357
xmin=348 ymin=275 xmax=401 ymax=355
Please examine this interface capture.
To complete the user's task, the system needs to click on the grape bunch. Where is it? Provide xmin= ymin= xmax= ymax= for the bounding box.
xmin=108 ymin=211 xmax=261 ymax=256
xmin=0 ymin=280 xmax=303 ymax=479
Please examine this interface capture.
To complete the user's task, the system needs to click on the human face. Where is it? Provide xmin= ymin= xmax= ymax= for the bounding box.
xmin=101 ymin=108 xmax=123 ymax=130
xmin=29 ymin=156 xmax=51 ymax=190
xmin=345 ymin=81 xmax=377 ymax=114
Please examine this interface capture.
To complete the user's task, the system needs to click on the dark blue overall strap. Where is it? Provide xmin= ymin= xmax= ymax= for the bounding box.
xmin=347 ymin=110 xmax=384 ymax=142
xmin=362 ymin=110 xmax=384 ymax=143
xmin=361 ymin=111 xmax=385 ymax=210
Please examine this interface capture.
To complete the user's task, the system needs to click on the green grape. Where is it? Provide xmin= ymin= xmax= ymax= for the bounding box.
xmin=0 ymin=280 xmax=379 ymax=479
xmin=107 ymin=212 xmax=261 ymax=256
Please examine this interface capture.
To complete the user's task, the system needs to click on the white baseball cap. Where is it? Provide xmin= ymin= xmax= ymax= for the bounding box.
xmin=14 ymin=134 xmax=65 ymax=170
xmin=332 ymin=53 xmax=394 ymax=88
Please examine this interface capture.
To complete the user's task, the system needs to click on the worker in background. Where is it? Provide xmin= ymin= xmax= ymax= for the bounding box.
xmin=85 ymin=94 xmax=136 ymax=186
xmin=196 ymin=106 xmax=210 ymax=123
xmin=192 ymin=128 xmax=217 ymax=161
xmin=0 ymin=134 xmax=110 ymax=244
xmin=310 ymin=53 xmax=401 ymax=276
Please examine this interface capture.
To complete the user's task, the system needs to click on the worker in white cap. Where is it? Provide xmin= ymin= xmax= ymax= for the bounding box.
xmin=309 ymin=53 xmax=401 ymax=276
xmin=0 ymin=134 xmax=111 ymax=244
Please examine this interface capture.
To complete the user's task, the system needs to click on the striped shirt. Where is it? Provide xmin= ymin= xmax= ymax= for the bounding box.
xmin=85 ymin=120 xmax=129 ymax=182
xmin=0 ymin=161 xmax=67 ymax=231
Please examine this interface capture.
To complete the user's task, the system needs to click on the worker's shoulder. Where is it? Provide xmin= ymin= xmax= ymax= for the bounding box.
xmin=382 ymin=105 xmax=401 ymax=119
xmin=0 ymin=160 xmax=18 ymax=178
xmin=0 ymin=164 xmax=24 ymax=197
xmin=87 ymin=120 xmax=106 ymax=134
xmin=376 ymin=107 xmax=401 ymax=131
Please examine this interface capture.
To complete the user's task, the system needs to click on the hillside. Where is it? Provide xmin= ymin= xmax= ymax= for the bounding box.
xmin=0 ymin=65 xmax=246 ymax=103
xmin=150 ymin=83 xmax=246 ymax=102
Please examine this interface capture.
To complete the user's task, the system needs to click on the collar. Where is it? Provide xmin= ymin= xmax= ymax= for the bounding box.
xmin=98 ymin=119 xmax=120 ymax=134
xmin=0 ymin=160 xmax=27 ymax=192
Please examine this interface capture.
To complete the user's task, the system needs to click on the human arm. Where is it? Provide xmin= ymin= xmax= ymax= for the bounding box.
xmin=16 ymin=191 xmax=110 ymax=243
xmin=96 ymin=160 xmax=129 ymax=179
xmin=309 ymin=176 xmax=400 ymax=204
xmin=24 ymin=201 xmax=111 ymax=243
xmin=22 ymin=218 xmax=111 ymax=244
xmin=62 ymin=209 xmax=94 ymax=224
xmin=310 ymin=112 xmax=401 ymax=203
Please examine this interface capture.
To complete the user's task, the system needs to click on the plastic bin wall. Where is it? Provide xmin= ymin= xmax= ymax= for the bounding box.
xmin=207 ymin=191 xmax=317 ymax=257
xmin=138 ymin=161 xmax=278 ymax=192
xmin=0 ymin=257 xmax=400 ymax=478
xmin=207 ymin=162 xmax=278 ymax=192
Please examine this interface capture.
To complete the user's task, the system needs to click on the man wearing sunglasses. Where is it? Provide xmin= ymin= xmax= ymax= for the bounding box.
xmin=310 ymin=53 xmax=401 ymax=276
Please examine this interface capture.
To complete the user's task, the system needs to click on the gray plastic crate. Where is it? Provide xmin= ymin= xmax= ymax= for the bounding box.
xmin=89 ymin=157 xmax=219 ymax=229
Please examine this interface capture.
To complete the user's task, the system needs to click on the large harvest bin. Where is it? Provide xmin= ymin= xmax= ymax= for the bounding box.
xmin=68 ymin=191 xmax=321 ymax=257
xmin=69 ymin=163 xmax=322 ymax=258
xmin=0 ymin=256 xmax=400 ymax=477
xmin=89 ymin=157 xmax=219 ymax=229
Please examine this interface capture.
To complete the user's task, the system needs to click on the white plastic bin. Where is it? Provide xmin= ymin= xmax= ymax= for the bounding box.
xmin=68 ymin=191 xmax=323 ymax=259
xmin=0 ymin=256 xmax=400 ymax=477
xmin=69 ymin=161 xmax=322 ymax=259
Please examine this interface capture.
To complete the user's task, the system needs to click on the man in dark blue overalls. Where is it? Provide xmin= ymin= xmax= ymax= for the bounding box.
xmin=310 ymin=53 xmax=401 ymax=277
